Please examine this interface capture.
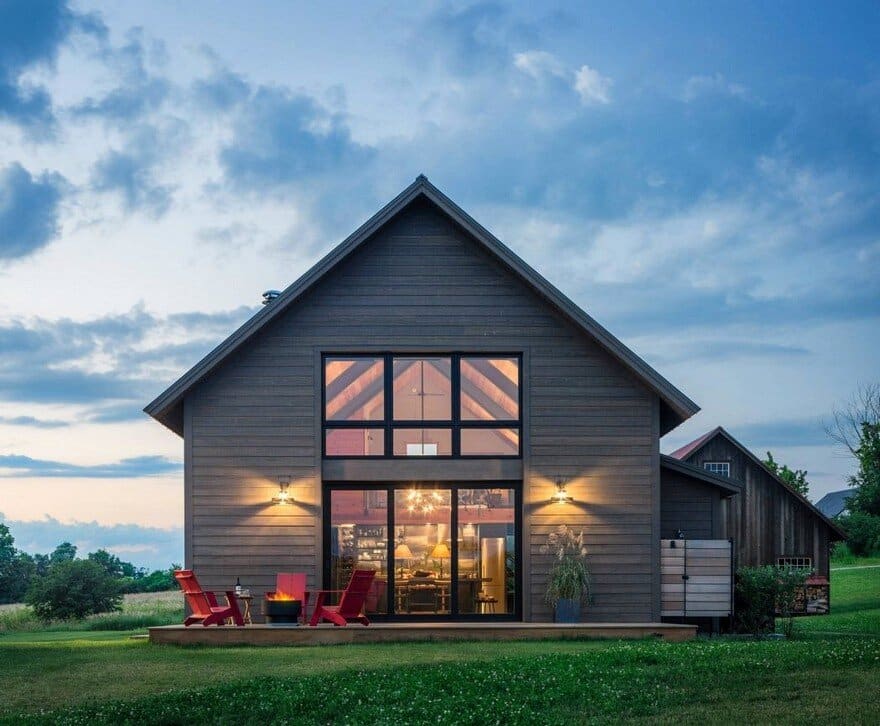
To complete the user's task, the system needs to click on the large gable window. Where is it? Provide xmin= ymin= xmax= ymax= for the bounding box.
xmin=323 ymin=354 xmax=521 ymax=458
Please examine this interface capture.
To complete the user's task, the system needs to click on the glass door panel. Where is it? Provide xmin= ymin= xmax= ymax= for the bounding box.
xmin=393 ymin=488 xmax=452 ymax=615
xmin=328 ymin=489 xmax=387 ymax=614
xmin=457 ymin=488 xmax=516 ymax=614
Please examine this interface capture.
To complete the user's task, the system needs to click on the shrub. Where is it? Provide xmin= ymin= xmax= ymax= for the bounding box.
xmin=25 ymin=559 xmax=123 ymax=621
xmin=734 ymin=566 xmax=806 ymax=635
xmin=836 ymin=512 xmax=880 ymax=557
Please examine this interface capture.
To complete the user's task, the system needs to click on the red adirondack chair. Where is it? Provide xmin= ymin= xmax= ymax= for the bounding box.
xmin=309 ymin=569 xmax=376 ymax=626
xmin=174 ymin=569 xmax=244 ymax=627
xmin=265 ymin=572 xmax=309 ymax=622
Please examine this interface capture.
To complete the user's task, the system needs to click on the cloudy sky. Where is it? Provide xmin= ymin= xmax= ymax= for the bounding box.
xmin=1 ymin=1 xmax=878 ymax=569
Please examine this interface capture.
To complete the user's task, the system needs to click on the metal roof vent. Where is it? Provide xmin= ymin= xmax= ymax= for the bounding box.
xmin=262 ymin=290 xmax=281 ymax=305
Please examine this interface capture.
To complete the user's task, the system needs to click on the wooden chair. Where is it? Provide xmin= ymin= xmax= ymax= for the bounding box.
xmin=474 ymin=591 xmax=498 ymax=614
xmin=308 ymin=570 xmax=376 ymax=626
xmin=266 ymin=572 xmax=309 ymax=622
xmin=174 ymin=569 xmax=244 ymax=627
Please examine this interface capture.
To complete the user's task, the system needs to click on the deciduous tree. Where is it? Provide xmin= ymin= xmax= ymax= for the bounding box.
xmin=762 ymin=451 xmax=810 ymax=498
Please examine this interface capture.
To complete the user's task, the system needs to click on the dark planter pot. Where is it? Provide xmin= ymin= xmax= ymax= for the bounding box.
xmin=554 ymin=598 xmax=581 ymax=623
xmin=263 ymin=599 xmax=302 ymax=625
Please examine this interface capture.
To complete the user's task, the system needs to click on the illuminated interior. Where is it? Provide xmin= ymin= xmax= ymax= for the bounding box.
xmin=327 ymin=485 xmax=517 ymax=617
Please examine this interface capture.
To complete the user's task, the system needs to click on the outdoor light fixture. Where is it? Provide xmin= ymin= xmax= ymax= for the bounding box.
xmin=272 ymin=476 xmax=292 ymax=505
xmin=551 ymin=476 xmax=573 ymax=504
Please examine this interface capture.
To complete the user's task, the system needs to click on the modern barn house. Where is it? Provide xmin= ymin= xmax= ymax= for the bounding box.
xmin=145 ymin=176 xmax=842 ymax=631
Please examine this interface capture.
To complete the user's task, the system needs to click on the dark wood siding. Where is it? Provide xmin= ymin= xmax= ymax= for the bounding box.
xmin=684 ymin=438 xmax=831 ymax=577
xmin=659 ymin=468 xmax=725 ymax=540
xmin=187 ymin=197 xmax=660 ymax=621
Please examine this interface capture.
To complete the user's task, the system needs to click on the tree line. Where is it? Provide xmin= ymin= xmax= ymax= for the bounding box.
xmin=826 ymin=382 xmax=880 ymax=556
xmin=0 ymin=522 xmax=179 ymax=607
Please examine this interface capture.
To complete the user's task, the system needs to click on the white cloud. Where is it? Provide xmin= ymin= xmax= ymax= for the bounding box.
xmin=513 ymin=51 xmax=612 ymax=106
xmin=573 ymin=65 xmax=612 ymax=105
xmin=513 ymin=50 xmax=567 ymax=80
xmin=682 ymin=73 xmax=750 ymax=103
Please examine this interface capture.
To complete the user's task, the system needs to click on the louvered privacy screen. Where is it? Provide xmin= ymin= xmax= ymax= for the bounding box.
xmin=661 ymin=539 xmax=733 ymax=618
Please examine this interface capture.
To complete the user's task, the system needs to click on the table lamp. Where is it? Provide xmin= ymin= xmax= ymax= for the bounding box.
xmin=394 ymin=542 xmax=413 ymax=577
xmin=430 ymin=542 xmax=451 ymax=578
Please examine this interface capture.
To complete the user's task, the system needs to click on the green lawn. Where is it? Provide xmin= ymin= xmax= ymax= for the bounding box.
xmin=1 ymin=565 xmax=878 ymax=725
xmin=788 ymin=566 xmax=880 ymax=636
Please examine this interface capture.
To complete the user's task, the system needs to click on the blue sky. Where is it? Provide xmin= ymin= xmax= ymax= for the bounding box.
xmin=1 ymin=0 xmax=878 ymax=569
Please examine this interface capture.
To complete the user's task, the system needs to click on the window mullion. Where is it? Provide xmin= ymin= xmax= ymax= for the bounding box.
xmin=384 ymin=354 xmax=393 ymax=457
xmin=452 ymin=355 xmax=461 ymax=456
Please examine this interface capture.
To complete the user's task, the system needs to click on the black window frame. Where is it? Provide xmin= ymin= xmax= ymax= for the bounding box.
xmin=322 ymin=480 xmax=523 ymax=621
xmin=322 ymin=353 xmax=522 ymax=459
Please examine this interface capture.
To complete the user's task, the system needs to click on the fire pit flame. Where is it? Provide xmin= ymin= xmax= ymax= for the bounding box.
xmin=266 ymin=591 xmax=296 ymax=602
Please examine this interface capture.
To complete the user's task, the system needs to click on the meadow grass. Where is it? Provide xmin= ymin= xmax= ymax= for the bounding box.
xmin=0 ymin=591 xmax=181 ymax=632
xmin=830 ymin=543 xmax=880 ymax=568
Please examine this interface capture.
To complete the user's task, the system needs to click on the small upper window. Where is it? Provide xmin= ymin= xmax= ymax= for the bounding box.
xmin=704 ymin=461 xmax=730 ymax=477
xmin=777 ymin=556 xmax=812 ymax=571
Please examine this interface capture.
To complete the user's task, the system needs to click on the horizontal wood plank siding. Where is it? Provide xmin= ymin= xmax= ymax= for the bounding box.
xmin=187 ymin=198 xmax=658 ymax=621
xmin=659 ymin=468 xmax=724 ymax=540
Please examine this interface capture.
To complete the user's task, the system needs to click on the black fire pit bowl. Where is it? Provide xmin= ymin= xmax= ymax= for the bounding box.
xmin=263 ymin=598 xmax=302 ymax=625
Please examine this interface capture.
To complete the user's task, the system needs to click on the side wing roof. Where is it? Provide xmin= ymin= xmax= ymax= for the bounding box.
xmin=660 ymin=454 xmax=742 ymax=497
xmin=669 ymin=426 xmax=847 ymax=539
xmin=145 ymin=175 xmax=699 ymax=435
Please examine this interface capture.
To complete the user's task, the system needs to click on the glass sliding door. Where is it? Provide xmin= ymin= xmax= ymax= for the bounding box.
xmin=324 ymin=483 xmax=520 ymax=619
xmin=327 ymin=489 xmax=388 ymax=614
xmin=393 ymin=488 xmax=452 ymax=615
xmin=457 ymin=489 xmax=516 ymax=614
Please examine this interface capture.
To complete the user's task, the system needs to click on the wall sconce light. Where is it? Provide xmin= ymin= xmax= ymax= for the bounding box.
xmin=551 ymin=476 xmax=573 ymax=504
xmin=272 ymin=476 xmax=292 ymax=505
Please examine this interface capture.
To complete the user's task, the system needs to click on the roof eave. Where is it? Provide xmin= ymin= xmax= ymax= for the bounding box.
xmin=415 ymin=180 xmax=700 ymax=427
xmin=660 ymin=454 xmax=742 ymax=497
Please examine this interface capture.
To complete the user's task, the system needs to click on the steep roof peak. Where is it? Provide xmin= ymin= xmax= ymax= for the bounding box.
xmin=669 ymin=426 xmax=725 ymax=460
xmin=145 ymin=176 xmax=699 ymax=435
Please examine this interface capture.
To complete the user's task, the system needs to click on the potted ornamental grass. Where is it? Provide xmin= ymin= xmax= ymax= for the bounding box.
xmin=541 ymin=525 xmax=592 ymax=622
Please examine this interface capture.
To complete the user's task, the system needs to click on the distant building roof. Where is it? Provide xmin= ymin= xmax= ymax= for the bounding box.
xmin=815 ymin=489 xmax=854 ymax=519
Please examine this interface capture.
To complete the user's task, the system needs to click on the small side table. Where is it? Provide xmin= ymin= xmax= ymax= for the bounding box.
xmin=233 ymin=594 xmax=253 ymax=625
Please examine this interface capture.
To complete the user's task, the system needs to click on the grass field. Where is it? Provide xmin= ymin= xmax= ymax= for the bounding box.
xmin=0 ymin=591 xmax=182 ymax=632
xmin=0 ymin=566 xmax=877 ymax=724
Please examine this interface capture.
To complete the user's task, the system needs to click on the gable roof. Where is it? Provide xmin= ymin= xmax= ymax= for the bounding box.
xmin=660 ymin=454 xmax=742 ymax=497
xmin=669 ymin=426 xmax=847 ymax=538
xmin=145 ymin=175 xmax=699 ymax=435
xmin=815 ymin=489 xmax=854 ymax=519
xmin=668 ymin=427 xmax=722 ymax=461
